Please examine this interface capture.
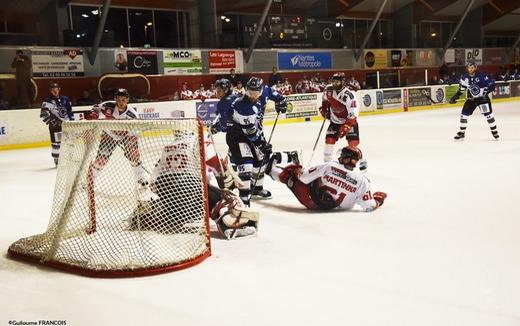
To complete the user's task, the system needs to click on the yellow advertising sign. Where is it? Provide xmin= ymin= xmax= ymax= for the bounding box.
xmin=364 ymin=50 xmax=388 ymax=69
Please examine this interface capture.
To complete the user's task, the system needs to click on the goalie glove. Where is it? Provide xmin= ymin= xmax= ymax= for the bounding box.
xmin=373 ymin=191 xmax=387 ymax=207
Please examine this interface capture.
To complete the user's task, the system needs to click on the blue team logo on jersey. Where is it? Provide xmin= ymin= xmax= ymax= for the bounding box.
xmin=58 ymin=107 xmax=68 ymax=118
xmin=436 ymin=88 xmax=444 ymax=102
xmin=363 ymin=94 xmax=371 ymax=107
xmin=469 ymin=84 xmax=481 ymax=97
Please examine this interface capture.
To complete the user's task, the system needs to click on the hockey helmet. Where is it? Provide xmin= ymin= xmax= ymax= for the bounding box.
xmin=49 ymin=82 xmax=60 ymax=89
xmin=338 ymin=146 xmax=362 ymax=169
xmin=466 ymin=60 xmax=477 ymax=69
xmin=332 ymin=72 xmax=346 ymax=81
xmin=215 ymin=78 xmax=232 ymax=90
xmin=246 ymin=77 xmax=264 ymax=91
xmin=114 ymin=88 xmax=130 ymax=98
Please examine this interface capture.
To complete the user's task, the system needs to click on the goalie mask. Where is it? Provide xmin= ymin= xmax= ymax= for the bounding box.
xmin=338 ymin=146 xmax=362 ymax=170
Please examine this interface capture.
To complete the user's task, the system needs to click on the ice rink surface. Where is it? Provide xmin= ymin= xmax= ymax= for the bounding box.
xmin=1 ymin=101 xmax=520 ymax=326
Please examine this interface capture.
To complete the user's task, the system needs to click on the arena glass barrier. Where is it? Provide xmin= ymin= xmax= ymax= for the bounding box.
xmin=1 ymin=81 xmax=519 ymax=150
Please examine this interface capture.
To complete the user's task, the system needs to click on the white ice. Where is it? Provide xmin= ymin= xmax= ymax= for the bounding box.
xmin=1 ymin=101 xmax=520 ymax=326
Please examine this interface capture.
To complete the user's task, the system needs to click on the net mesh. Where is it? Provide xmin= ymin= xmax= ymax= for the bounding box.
xmin=8 ymin=119 xmax=211 ymax=277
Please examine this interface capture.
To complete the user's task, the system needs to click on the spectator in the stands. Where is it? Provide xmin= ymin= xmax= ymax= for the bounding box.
xmin=448 ymin=71 xmax=459 ymax=85
xmin=233 ymin=80 xmax=245 ymax=96
xmin=206 ymin=83 xmax=217 ymax=99
xmin=512 ymin=67 xmax=520 ymax=80
xmin=282 ymin=78 xmax=293 ymax=95
xmin=11 ymin=49 xmax=33 ymax=107
xmin=77 ymin=90 xmax=96 ymax=106
xmin=180 ymin=82 xmax=194 ymax=100
xmin=295 ymin=75 xmax=310 ymax=94
xmin=429 ymin=75 xmax=440 ymax=85
xmin=193 ymin=84 xmax=207 ymax=101
xmin=225 ymin=68 xmax=241 ymax=86
xmin=172 ymin=91 xmax=180 ymax=101
xmin=274 ymin=80 xmax=284 ymax=94
xmin=439 ymin=62 xmax=449 ymax=82
xmin=347 ymin=75 xmax=361 ymax=91
xmin=0 ymin=81 xmax=8 ymax=109
xmin=268 ymin=67 xmax=283 ymax=86
xmin=498 ymin=68 xmax=512 ymax=81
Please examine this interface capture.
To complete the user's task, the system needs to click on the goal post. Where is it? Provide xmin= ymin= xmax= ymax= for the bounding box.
xmin=8 ymin=119 xmax=211 ymax=277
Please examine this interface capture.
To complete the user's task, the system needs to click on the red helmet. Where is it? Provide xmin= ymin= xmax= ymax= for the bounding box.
xmin=332 ymin=72 xmax=346 ymax=81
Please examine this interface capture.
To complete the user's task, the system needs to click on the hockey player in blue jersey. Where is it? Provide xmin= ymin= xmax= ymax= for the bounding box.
xmin=449 ymin=60 xmax=499 ymax=140
xmin=225 ymin=76 xmax=287 ymax=205
xmin=40 ymin=82 xmax=74 ymax=166
xmin=209 ymin=78 xmax=235 ymax=135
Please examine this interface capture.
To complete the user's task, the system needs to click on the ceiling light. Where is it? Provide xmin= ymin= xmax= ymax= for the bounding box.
xmin=221 ymin=16 xmax=226 ymax=20
xmin=91 ymin=10 xmax=99 ymax=15
xmin=81 ymin=14 xmax=89 ymax=18
xmin=225 ymin=18 xmax=231 ymax=22
xmin=147 ymin=22 xmax=153 ymax=26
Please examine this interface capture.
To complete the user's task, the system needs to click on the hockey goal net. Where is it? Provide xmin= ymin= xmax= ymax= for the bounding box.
xmin=8 ymin=119 xmax=211 ymax=277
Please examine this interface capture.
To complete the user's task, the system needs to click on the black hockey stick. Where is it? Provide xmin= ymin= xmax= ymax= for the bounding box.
xmin=421 ymin=89 xmax=443 ymax=105
xmin=307 ymin=118 xmax=326 ymax=166
xmin=249 ymin=112 xmax=280 ymax=205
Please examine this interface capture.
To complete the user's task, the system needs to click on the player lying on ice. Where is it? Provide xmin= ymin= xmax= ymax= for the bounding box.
xmin=132 ymin=137 xmax=259 ymax=240
xmin=267 ymin=146 xmax=387 ymax=211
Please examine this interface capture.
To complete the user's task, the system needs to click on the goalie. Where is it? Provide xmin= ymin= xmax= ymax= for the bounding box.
xmin=132 ymin=139 xmax=259 ymax=240
xmin=267 ymin=146 xmax=386 ymax=212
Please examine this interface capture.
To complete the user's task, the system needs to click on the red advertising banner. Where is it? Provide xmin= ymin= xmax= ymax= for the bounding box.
xmin=209 ymin=50 xmax=242 ymax=73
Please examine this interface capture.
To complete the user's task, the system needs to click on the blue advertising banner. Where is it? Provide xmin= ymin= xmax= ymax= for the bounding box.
xmin=278 ymin=52 xmax=332 ymax=70
xmin=195 ymin=100 xmax=218 ymax=125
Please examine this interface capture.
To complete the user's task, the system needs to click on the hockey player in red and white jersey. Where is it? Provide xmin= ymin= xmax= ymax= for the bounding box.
xmin=135 ymin=136 xmax=258 ymax=239
xmin=282 ymin=78 xmax=293 ymax=95
xmin=85 ymin=88 xmax=148 ymax=186
xmin=193 ymin=84 xmax=207 ymax=101
xmin=320 ymin=72 xmax=365 ymax=169
xmin=268 ymin=146 xmax=386 ymax=211
xmin=180 ymin=83 xmax=194 ymax=100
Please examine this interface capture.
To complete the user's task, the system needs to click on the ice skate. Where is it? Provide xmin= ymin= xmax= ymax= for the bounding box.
xmin=252 ymin=186 xmax=272 ymax=199
xmin=453 ymin=131 xmax=465 ymax=141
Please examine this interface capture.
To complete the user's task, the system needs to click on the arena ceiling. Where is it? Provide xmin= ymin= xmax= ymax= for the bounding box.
xmin=1 ymin=0 xmax=519 ymax=32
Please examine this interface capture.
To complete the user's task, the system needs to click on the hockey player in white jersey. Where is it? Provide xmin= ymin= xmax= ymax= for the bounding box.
xmin=132 ymin=138 xmax=259 ymax=240
xmin=85 ymin=88 xmax=148 ymax=186
xmin=319 ymin=72 xmax=367 ymax=171
xmin=267 ymin=146 xmax=386 ymax=211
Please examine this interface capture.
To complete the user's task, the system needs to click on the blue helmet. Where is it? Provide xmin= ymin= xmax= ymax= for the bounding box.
xmin=215 ymin=78 xmax=232 ymax=90
xmin=466 ymin=60 xmax=477 ymax=69
xmin=246 ymin=77 xmax=264 ymax=91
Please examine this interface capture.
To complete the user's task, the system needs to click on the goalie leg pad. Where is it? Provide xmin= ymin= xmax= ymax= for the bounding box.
xmin=211 ymin=190 xmax=259 ymax=239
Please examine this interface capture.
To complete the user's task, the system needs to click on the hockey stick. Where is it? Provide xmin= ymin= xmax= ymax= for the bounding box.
xmin=206 ymin=128 xmax=245 ymax=188
xmin=307 ymin=118 xmax=326 ymax=166
xmin=249 ymin=112 xmax=280 ymax=205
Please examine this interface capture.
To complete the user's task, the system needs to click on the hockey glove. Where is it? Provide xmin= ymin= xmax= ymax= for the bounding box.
xmin=209 ymin=124 xmax=219 ymax=135
xmin=40 ymin=110 xmax=51 ymax=125
xmin=337 ymin=119 xmax=356 ymax=138
xmin=319 ymin=103 xmax=330 ymax=119
xmin=449 ymin=91 xmax=461 ymax=104
xmin=373 ymin=191 xmax=387 ymax=207
xmin=86 ymin=110 xmax=99 ymax=120
xmin=275 ymin=99 xmax=288 ymax=114
xmin=278 ymin=164 xmax=303 ymax=185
